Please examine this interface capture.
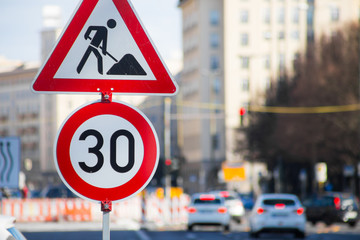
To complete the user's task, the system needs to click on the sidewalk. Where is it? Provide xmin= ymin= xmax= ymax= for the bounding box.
xmin=17 ymin=219 xmax=141 ymax=232
xmin=17 ymin=219 xmax=186 ymax=232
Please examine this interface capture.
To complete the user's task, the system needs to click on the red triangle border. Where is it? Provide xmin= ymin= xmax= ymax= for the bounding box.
xmin=32 ymin=0 xmax=178 ymax=95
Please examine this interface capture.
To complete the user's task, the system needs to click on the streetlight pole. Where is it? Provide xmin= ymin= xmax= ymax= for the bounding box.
xmin=164 ymin=97 xmax=172 ymax=200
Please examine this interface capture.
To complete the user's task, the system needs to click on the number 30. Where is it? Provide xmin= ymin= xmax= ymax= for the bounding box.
xmin=78 ymin=129 xmax=135 ymax=173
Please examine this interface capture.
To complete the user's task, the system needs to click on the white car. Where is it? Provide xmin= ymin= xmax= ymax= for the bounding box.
xmin=187 ymin=193 xmax=231 ymax=231
xmin=0 ymin=215 xmax=27 ymax=240
xmin=211 ymin=190 xmax=245 ymax=222
xmin=249 ymin=193 xmax=306 ymax=238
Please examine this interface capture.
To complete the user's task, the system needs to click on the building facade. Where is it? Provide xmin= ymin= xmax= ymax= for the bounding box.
xmin=178 ymin=0 xmax=360 ymax=193
xmin=179 ymin=0 xmax=227 ymax=193
xmin=0 ymin=66 xmax=100 ymax=188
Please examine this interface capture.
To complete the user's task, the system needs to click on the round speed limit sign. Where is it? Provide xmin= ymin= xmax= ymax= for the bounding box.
xmin=54 ymin=100 xmax=159 ymax=202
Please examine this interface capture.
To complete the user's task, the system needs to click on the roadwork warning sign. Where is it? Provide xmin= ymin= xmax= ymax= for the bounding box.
xmin=32 ymin=0 xmax=178 ymax=95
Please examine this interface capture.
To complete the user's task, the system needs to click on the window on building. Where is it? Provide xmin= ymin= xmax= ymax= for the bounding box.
xmin=210 ymin=10 xmax=220 ymax=26
xmin=307 ymin=5 xmax=314 ymax=25
xmin=241 ymin=77 xmax=249 ymax=91
xmin=212 ymin=134 xmax=219 ymax=150
xmin=292 ymin=53 xmax=300 ymax=67
xmin=307 ymin=29 xmax=314 ymax=42
xmin=278 ymin=31 xmax=285 ymax=39
xmin=279 ymin=54 xmax=285 ymax=71
xmin=292 ymin=30 xmax=299 ymax=40
xmin=263 ymin=8 xmax=271 ymax=24
xmin=293 ymin=7 xmax=300 ymax=23
xmin=210 ymin=33 xmax=219 ymax=48
xmin=213 ymin=77 xmax=221 ymax=94
xmin=278 ymin=7 xmax=285 ymax=24
xmin=210 ymin=55 xmax=220 ymax=70
xmin=240 ymin=33 xmax=249 ymax=46
xmin=265 ymin=77 xmax=271 ymax=89
xmin=240 ymin=10 xmax=249 ymax=23
xmin=263 ymin=31 xmax=272 ymax=40
xmin=264 ymin=55 xmax=270 ymax=69
xmin=240 ymin=57 xmax=250 ymax=69
xmin=330 ymin=6 xmax=340 ymax=22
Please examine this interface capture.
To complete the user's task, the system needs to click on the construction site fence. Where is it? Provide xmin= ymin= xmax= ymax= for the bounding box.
xmin=0 ymin=193 xmax=190 ymax=226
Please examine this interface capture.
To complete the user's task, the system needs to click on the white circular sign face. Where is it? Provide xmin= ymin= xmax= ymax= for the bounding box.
xmin=69 ymin=114 xmax=144 ymax=188
xmin=54 ymin=100 xmax=159 ymax=203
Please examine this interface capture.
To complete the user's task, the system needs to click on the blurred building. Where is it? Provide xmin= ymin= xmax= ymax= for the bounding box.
xmin=177 ymin=0 xmax=226 ymax=194
xmin=0 ymin=6 xmax=142 ymax=190
xmin=0 ymin=66 xmax=98 ymax=188
xmin=138 ymin=77 xmax=183 ymax=188
xmin=0 ymin=6 xmax=97 ymax=189
xmin=307 ymin=0 xmax=360 ymax=43
xmin=178 ymin=0 xmax=360 ymax=194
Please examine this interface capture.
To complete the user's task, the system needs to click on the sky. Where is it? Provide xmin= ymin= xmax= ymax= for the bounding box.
xmin=0 ymin=0 xmax=182 ymax=74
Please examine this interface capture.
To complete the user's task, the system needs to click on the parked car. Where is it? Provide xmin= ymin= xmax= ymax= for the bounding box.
xmin=0 ymin=215 xmax=27 ymax=240
xmin=41 ymin=184 xmax=77 ymax=198
xmin=249 ymin=193 xmax=306 ymax=238
xmin=211 ymin=190 xmax=245 ymax=222
xmin=187 ymin=193 xmax=231 ymax=231
xmin=303 ymin=192 xmax=359 ymax=227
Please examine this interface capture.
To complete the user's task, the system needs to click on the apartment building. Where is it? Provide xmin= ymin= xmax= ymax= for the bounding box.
xmin=308 ymin=0 xmax=360 ymax=42
xmin=0 ymin=64 xmax=98 ymax=188
xmin=178 ymin=0 xmax=226 ymax=193
xmin=178 ymin=0 xmax=360 ymax=193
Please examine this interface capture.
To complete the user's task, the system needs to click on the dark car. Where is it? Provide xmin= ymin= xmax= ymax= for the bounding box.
xmin=303 ymin=192 xmax=359 ymax=227
xmin=41 ymin=184 xmax=77 ymax=198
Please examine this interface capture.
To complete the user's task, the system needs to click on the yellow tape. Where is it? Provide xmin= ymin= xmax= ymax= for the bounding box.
xmin=249 ymin=104 xmax=360 ymax=114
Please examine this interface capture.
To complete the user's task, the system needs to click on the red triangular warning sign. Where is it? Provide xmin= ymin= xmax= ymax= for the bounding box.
xmin=32 ymin=0 xmax=178 ymax=95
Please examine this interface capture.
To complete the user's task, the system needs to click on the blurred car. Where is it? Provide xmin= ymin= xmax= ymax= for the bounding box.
xmin=0 ymin=215 xmax=27 ymax=240
xmin=29 ymin=189 xmax=42 ymax=198
xmin=187 ymin=193 xmax=231 ymax=231
xmin=41 ymin=184 xmax=77 ymax=198
xmin=249 ymin=193 xmax=306 ymax=238
xmin=211 ymin=190 xmax=245 ymax=222
xmin=303 ymin=192 xmax=359 ymax=227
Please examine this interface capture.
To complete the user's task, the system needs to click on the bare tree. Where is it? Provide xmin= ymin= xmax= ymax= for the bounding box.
xmin=242 ymin=23 xmax=360 ymax=192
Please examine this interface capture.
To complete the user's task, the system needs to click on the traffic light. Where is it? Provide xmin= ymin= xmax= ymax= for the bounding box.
xmin=165 ymin=159 xmax=172 ymax=166
xmin=165 ymin=158 xmax=180 ymax=171
xmin=239 ymin=107 xmax=246 ymax=116
xmin=164 ymin=158 xmax=172 ymax=175
xmin=239 ymin=107 xmax=246 ymax=126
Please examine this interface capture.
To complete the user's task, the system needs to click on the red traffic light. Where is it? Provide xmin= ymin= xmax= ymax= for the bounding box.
xmin=165 ymin=159 xmax=172 ymax=166
xmin=239 ymin=107 xmax=246 ymax=116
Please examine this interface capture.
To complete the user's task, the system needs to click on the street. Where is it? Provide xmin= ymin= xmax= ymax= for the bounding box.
xmin=20 ymin=220 xmax=360 ymax=240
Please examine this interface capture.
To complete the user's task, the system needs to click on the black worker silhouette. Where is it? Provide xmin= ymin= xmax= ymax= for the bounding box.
xmin=76 ymin=19 xmax=146 ymax=76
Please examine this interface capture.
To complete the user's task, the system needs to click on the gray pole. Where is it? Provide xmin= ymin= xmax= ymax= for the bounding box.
xmin=164 ymin=97 xmax=172 ymax=201
xmin=102 ymin=211 xmax=110 ymax=240
xmin=101 ymin=200 xmax=112 ymax=240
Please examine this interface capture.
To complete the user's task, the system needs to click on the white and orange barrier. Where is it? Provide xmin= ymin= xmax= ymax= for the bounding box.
xmin=61 ymin=199 xmax=92 ymax=222
xmin=1 ymin=192 xmax=190 ymax=225
xmin=2 ymin=198 xmax=93 ymax=222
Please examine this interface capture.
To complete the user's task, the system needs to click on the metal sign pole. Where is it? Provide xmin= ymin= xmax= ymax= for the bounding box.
xmin=101 ymin=200 xmax=112 ymax=240
xmin=100 ymin=92 xmax=112 ymax=240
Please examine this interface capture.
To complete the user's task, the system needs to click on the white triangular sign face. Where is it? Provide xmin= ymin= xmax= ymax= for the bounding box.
xmin=32 ymin=0 xmax=178 ymax=95
xmin=55 ymin=0 xmax=155 ymax=80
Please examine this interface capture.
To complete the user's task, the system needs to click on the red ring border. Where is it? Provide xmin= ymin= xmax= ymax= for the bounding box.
xmin=55 ymin=101 xmax=159 ymax=202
